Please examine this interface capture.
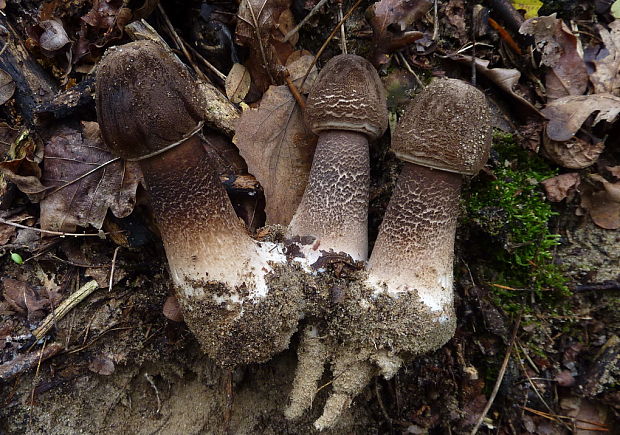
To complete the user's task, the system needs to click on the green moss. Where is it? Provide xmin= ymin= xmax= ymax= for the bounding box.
xmin=464 ymin=131 xmax=569 ymax=312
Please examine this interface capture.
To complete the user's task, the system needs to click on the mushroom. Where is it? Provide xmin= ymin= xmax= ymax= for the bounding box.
xmin=287 ymin=54 xmax=388 ymax=262
xmin=96 ymin=40 xmax=300 ymax=366
xmin=367 ymin=78 xmax=492 ymax=320
xmin=286 ymin=78 xmax=492 ymax=429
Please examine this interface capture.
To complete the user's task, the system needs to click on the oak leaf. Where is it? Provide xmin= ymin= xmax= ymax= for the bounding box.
xmin=39 ymin=122 xmax=142 ymax=233
xmin=233 ymin=85 xmax=316 ymax=225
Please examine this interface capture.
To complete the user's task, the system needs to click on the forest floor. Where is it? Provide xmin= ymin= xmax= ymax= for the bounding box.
xmin=0 ymin=0 xmax=619 ymax=433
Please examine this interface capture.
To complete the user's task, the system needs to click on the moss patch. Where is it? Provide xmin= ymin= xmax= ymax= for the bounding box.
xmin=463 ymin=131 xmax=569 ymax=312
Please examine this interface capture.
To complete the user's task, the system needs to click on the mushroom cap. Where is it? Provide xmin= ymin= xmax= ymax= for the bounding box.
xmin=305 ymin=54 xmax=388 ymax=141
xmin=392 ymin=78 xmax=492 ymax=176
xmin=96 ymin=40 xmax=205 ymax=160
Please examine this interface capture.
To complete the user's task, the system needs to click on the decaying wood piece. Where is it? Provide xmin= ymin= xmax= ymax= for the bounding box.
xmin=0 ymin=16 xmax=59 ymax=124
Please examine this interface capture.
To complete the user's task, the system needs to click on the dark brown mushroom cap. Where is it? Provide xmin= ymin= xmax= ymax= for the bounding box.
xmin=96 ymin=40 xmax=205 ymax=160
xmin=392 ymin=78 xmax=492 ymax=176
xmin=305 ymin=54 xmax=388 ymax=141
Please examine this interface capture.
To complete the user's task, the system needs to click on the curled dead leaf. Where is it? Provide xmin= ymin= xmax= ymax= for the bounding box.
xmin=1 ymin=277 xmax=61 ymax=321
xmin=542 ymin=94 xmax=620 ymax=142
xmin=0 ymin=156 xmax=47 ymax=201
xmin=225 ymin=63 xmax=251 ymax=103
xmin=233 ymin=85 xmax=317 ymax=225
xmin=366 ymin=0 xmax=429 ymax=65
xmin=38 ymin=19 xmax=71 ymax=52
xmin=448 ymin=54 xmax=542 ymax=116
xmin=541 ymin=173 xmax=580 ymax=202
xmin=542 ymin=135 xmax=605 ymax=169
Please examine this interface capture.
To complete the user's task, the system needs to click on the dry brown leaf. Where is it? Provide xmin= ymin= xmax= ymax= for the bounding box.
xmin=0 ymin=156 xmax=47 ymax=201
xmin=541 ymin=173 xmax=580 ymax=202
xmin=366 ymin=0 xmax=430 ymax=65
xmin=591 ymin=20 xmax=620 ymax=96
xmin=40 ymin=122 xmax=143 ymax=233
xmin=0 ymin=69 xmax=15 ymax=106
xmin=448 ymin=54 xmax=542 ymax=116
xmin=1 ymin=277 xmax=60 ymax=321
xmin=542 ymin=94 xmax=620 ymax=141
xmin=38 ymin=19 xmax=71 ymax=52
xmin=82 ymin=0 xmax=123 ymax=29
xmin=520 ymin=14 xmax=588 ymax=100
xmin=542 ymin=135 xmax=604 ymax=169
xmin=581 ymin=175 xmax=620 ymax=229
xmin=236 ymin=0 xmax=292 ymax=90
xmin=233 ymin=85 xmax=317 ymax=225
xmin=225 ymin=63 xmax=251 ymax=103
xmin=0 ymin=213 xmax=33 ymax=246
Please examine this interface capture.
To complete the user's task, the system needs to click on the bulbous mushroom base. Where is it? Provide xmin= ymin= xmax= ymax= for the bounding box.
xmin=286 ymin=272 xmax=456 ymax=429
xmin=175 ymin=263 xmax=304 ymax=367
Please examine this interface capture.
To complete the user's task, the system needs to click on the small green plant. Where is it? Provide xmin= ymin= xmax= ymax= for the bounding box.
xmin=464 ymin=132 xmax=569 ymax=311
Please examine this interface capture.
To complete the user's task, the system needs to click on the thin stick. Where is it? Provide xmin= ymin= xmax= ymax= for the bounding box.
xmin=157 ymin=4 xmax=209 ymax=83
xmin=432 ymin=0 xmax=439 ymax=40
xmin=0 ymin=217 xmax=111 ymax=238
xmin=470 ymin=313 xmax=522 ymax=435
xmin=396 ymin=52 xmax=423 ymax=88
xmin=108 ymin=246 xmax=121 ymax=291
xmin=47 ymin=157 xmax=120 ymax=195
xmin=337 ymin=1 xmax=347 ymax=54
xmin=285 ymin=76 xmax=306 ymax=110
xmin=182 ymin=40 xmax=227 ymax=81
xmin=283 ymin=0 xmax=329 ymax=42
xmin=300 ymin=0 xmax=364 ymax=89
xmin=33 ymin=280 xmax=100 ymax=340
xmin=242 ymin=1 xmax=275 ymax=84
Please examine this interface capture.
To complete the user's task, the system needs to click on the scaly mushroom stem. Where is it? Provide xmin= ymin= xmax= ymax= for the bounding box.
xmin=139 ymin=135 xmax=271 ymax=294
xmin=287 ymin=130 xmax=369 ymax=261
xmin=367 ymin=163 xmax=461 ymax=314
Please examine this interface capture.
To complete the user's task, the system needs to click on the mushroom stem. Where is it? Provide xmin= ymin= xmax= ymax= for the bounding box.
xmin=288 ymin=130 xmax=369 ymax=261
xmin=367 ymin=163 xmax=461 ymax=312
xmin=139 ymin=135 xmax=267 ymax=293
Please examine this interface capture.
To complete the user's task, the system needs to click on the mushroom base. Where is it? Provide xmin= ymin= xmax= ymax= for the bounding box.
xmin=175 ymin=262 xmax=304 ymax=367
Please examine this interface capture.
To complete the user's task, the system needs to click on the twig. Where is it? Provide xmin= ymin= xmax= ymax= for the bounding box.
xmin=108 ymin=246 xmax=121 ymax=292
xmin=470 ymin=313 xmax=522 ymax=435
xmin=157 ymin=4 xmax=209 ymax=83
xmin=396 ymin=52 xmax=423 ymax=88
xmin=0 ymin=341 xmax=63 ymax=381
xmin=46 ymin=157 xmax=120 ymax=195
xmin=283 ymin=0 xmax=329 ymax=42
xmin=375 ymin=378 xmax=392 ymax=426
xmin=181 ymin=40 xmax=227 ymax=81
xmin=144 ymin=373 xmax=162 ymax=414
xmin=523 ymin=406 xmax=609 ymax=431
xmin=337 ymin=0 xmax=347 ymax=54
xmin=300 ymin=0 xmax=364 ymax=89
xmin=33 ymin=280 xmax=100 ymax=341
xmin=285 ymin=75 xmax=306 ymax=110
xmin=432 ymin=0 xmax=439 ymax=40
xmin=0 ymin=217 xmax=110 ymax=238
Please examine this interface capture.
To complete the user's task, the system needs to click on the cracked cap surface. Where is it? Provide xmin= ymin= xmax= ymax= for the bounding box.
xmin=392 ymin=78 xmax=492 ymax=175
xmin=304 ymin=54 xmax=388 ymax=141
